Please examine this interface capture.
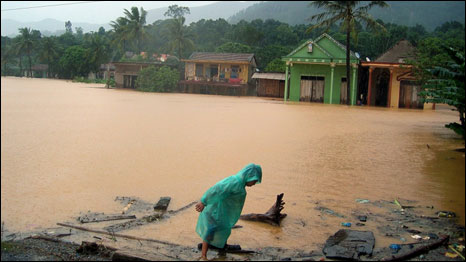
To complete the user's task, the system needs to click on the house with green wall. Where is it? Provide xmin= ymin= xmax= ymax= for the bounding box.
xmin=281 ymin=33 xmax=359 ymax=105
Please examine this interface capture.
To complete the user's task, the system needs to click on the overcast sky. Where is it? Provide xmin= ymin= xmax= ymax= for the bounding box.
xmin=1 ymin=1 xmax=219 ymax=24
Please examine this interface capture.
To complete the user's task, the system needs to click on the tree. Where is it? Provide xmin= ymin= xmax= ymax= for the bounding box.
xmin=84 ymin=33 xmax=110 ymax=77
xmin=59 ymin=46 xmax=92 ymax=79
xmin=123 ymin=7 xmax=148 ymax=54
xmin=163 ymin=5 xmax=194 ymax=59
xmin=1 ymin=41 xmax=15 ymax=76
xmin=136 ymin=65 xmax=180 ymax=92
xmin=39 ymin=36 xmax=58 ymax=78
xmin=164 ymin=4 xmax=190 ymax=19
xmin=418 ymin=47 xmax=465 ymax=140
xmin=265 ymin=58 xmax=286 ymax=73
xmin=65 ymin=21 xmax=73 ymax=34
xmin=111 ymin=7 xmax=148 ymax=54
xmin=216 ymin=42 xmax=252 ymax=53
xmin=166 ymin=16 xmax=194 ymax=59
xmin=18 ymin=27 xmax=35 ymax=77
xmin=307 ymin=1 xmax=388 ymax=105
xmin=110 ymin=16 xmax=130 ymax=55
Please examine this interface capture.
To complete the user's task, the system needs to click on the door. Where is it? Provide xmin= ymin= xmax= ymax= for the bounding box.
xmin=340 ymin=78 xmax=348 ymax=104
xmin=399 ymin=80 xmax=423 ymax=109
xmin=300 ymin=76 xmax=325 ymax=102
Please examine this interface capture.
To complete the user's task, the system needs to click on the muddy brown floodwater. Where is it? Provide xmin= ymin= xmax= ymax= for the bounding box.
xmin=1 ymin=77 xmax=464 ymax=252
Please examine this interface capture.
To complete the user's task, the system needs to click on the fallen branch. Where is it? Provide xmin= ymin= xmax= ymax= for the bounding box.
xmin=56 ymin=222 xmax=179 ymax=247
xmin=167 ymin=201 xmax=197 ymax=216
xmin=26 ymin=235 xmax=61 ymax=243
xmin=239 ymin=193 xmax=287 ymax=226
xmin=381 ymin=234 xmax=449 ymax=261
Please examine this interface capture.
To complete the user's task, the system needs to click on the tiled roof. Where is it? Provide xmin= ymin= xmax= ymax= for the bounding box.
xmin=187 ymin=52 xmax=255 ymax=62
xmin=375 ymin=40 xmax=416 ymax=63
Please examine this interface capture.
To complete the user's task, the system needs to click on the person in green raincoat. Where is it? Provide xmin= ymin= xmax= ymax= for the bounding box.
xmin=195 ymin=163 xmax=262 ymax=260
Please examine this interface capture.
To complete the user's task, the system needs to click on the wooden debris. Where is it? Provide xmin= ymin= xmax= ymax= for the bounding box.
xmin=26 ymin=235 xmax=61 ymax=243
xmin=56 ymin=222 xmax=179 ymax=246
xmin=122 ymin=200 xmax=136 ymax=214
xmin=103 ymin=213 xmax=162 ymax=232
xmin=154 ymin=197 xmax=171 ymax=212
xmin=239 ymin=193 xmax=287 ymax=226
xmin=167 ymin=201 xmax=197 ymax=215
xmin=381 ymin=235 xmax=449 ymax=261
xmin=79 ymin=214 xmax=136 ymax=223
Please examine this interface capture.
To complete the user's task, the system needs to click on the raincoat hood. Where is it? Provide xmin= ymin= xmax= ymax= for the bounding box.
xmin=234 ymin=163 xmax=262 ymax=186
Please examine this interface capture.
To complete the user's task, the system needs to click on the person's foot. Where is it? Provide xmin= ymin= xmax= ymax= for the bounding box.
xmin=198 ymin=256 xmax=209 ymax=261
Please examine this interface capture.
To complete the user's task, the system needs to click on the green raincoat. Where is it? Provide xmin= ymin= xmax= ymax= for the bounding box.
xmin=196 ymin=163 xmax=262 ymax=248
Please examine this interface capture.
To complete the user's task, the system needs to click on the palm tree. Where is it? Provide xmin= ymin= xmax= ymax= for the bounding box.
xmin=111 ymin=7 xmax=148 ymax=55
xmin=18 ymin=27 xmax=35 ymax=77
xmin=85 ymin=33 xmax=110 ymax=76
xmin=166 ymin=16 xmax=194 ymax=59
xmin=307 ymin=1 xmax=388 ymax=105
xmin=110 ymin=16 xmax=130 ymax=55
xmin=123 ymin=7 xmax=148 ymax=54
xmin=39 ymin=36 xmax=58 ymax=78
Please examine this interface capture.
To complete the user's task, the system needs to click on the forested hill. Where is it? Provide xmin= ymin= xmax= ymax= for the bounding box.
xmin=228 ymin=1 xmax=465 ymax=31
xmin=146 ymin=1 xmax=257 ymax=25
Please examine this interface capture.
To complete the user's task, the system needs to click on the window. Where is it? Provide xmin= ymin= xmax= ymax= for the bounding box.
xmin=195 ymin=64 xmax=204 ymax=77
xmin=231 ymin=65 xmax=239 ymax=78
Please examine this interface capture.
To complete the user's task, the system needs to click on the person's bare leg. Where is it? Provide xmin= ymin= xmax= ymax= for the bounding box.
xmin=201 ymin=241 xmax=209 ymax=260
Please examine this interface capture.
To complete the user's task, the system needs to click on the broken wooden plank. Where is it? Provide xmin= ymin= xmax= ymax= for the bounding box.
xmin=80 ymin=214 xmax=136 ymax=223
xmin=381 ymin=235 xmax=449 ymax=261
xmin=239 ymin=193 xmax=287 ymax=226
xmin=103 ymin=213 xmax=162 ymax=233
xmin=56 ymin=222 xmax=179 ymax=246
xmin=154 ymin=197 xmax=171 ymax=212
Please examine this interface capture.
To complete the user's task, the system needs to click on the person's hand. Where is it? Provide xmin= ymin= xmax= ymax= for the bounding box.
xmin=195 ymin=202 xmax=205 ymax=212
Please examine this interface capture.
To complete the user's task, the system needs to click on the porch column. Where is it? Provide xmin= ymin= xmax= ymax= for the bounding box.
xmin=284 ymin=62 xmax=290 ymax=102
xmin=388 ymin=68 xmax=393 ymax=108
xmin=329 ymin=62 xmax=335 ymax=104
xmin=351 ymin=64 xmax=357 ymax=105
xmin=367 ymin=67 xmax=374 ymax=106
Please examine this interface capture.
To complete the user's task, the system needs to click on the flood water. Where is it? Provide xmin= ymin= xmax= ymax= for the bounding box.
xmin=1 ymin=77 xmax=464 ymax=251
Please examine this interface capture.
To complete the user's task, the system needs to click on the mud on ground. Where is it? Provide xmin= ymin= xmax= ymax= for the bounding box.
xmin=1 ymin=197 xmax=465 ymax=261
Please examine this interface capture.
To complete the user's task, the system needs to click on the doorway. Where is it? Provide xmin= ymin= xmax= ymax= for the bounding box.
xmin=300 ymin=76 xmax=325 ymax=102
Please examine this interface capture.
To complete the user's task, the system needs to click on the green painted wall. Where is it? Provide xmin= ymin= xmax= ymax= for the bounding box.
xmin=283 ymin=34 xmax=359 ymax=105
xmin=289 ymin=64 xmax=357 ymax=104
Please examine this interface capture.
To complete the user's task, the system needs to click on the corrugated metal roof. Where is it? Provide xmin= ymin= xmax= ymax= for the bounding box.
xmin=251 ymin=73 xmax=286 ymax=80
xmin=188 ymin=52 xmax=255 ymax=62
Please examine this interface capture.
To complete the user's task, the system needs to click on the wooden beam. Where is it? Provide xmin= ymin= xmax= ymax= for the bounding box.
xmin=367 ymin=67 xmax=373 ymax=106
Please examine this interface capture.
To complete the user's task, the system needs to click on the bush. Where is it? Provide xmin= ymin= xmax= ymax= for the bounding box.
xmin=136 ymin=66 xmax=180 ymax=92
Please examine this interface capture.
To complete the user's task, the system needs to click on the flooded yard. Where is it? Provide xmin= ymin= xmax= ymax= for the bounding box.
xmin=1 ymin=77 xmax=464 ymax=252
